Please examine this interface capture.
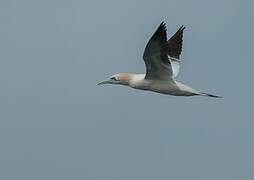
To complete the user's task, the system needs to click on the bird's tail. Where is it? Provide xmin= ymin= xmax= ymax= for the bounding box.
xmin=200 ymin=92 xmax=222 ymax=98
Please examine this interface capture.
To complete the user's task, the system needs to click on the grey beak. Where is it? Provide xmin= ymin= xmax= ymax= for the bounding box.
xmin=97 ymin=80 xmax=112 ymax=85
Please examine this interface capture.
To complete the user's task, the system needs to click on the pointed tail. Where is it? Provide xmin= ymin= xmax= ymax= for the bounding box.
xmin=200 ymin=92 xmax=222 ymax=98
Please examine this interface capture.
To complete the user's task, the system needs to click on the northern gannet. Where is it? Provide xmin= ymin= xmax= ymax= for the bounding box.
xmin=98 ymin=22 xmax=220 ymax=98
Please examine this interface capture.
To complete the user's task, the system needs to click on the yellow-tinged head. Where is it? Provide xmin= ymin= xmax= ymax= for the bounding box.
xmin=97 ymin=73 xmax=133 ymax=86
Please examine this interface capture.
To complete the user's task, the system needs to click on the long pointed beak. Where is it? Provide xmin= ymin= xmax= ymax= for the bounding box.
xmin=97 ymin=80 xmax=112 ymax=85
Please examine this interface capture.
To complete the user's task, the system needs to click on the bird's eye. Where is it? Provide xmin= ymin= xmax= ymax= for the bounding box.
xmin=110 ymin=77 xmax=117 ymax=81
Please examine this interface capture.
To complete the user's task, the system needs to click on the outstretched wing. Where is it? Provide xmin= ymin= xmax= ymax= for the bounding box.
xmin=167 ymin=26 xmax=185 ymax=59
xmin=167 ymin=26 xmax=185 ymax=78
xmin=142 ymin=22 xmax=173 ymax=80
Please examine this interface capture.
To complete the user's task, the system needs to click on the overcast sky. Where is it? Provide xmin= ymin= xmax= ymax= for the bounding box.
xmin=0 ymin=0 xmax=254 ymax=179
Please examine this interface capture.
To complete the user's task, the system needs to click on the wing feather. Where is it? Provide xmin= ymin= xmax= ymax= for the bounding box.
xmin=143 ymin=22 xmax=173 ymax=80
xmin=167 ymin=26 xmax=185 ymax=77
xmin=167 ymin=26 xmax=185 ymax=59
xmin=142 ymin=23 xmax=185 ymax=80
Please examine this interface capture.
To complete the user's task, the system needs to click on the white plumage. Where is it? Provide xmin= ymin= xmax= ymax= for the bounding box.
xmin=98 ymin=22 xmax=220 ymax=98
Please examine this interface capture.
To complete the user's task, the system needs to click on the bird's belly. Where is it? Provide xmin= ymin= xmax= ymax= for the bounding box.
xmin=150 ymin=83 xmax=179 ymax=95
xmin=132 ymin=80 xmax=197 ymax=96
xmin=132 ymin=80 xmax=181 ymax=95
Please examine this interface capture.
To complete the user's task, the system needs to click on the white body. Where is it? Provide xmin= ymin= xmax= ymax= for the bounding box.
xmin=98 ymin=22 xmax=220 ymax=98
xmin=129 ymin=74 xmax=200 ymax=96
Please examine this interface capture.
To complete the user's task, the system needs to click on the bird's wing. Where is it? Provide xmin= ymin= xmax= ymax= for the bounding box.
xmin=143 ymin=22 xmax=173 ymax=80
xmin=170 ymin=58 xmax=181 ymax=78
xmin=167 ymin=26 xmax=185 ymax=78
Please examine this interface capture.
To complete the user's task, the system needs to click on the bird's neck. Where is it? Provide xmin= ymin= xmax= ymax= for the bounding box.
xmin=116 ymin=73 xmax=134 ymax=85
xmin=128 ymin=74 xmax=146 ymax=87
xmin=117 ymin=73 xmax=145 ymax=86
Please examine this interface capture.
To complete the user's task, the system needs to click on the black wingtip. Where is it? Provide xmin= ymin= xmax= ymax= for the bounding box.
xmin=149 ymin=21 xmax=167 ymax=44
xmin=158 ymin=21 xmax=166 ymax=30
xmin=160 ymin=21 xmax=165 ymax=25
xmin=178 ymin=25 xmax=186 ymax=32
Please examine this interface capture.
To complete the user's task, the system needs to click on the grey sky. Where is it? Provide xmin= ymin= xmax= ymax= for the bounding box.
xmin=0 ymin=0 xmax=253 ymax=179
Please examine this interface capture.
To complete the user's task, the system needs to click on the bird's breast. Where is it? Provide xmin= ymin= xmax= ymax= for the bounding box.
xmin=129 ymin=79 xmax=151 ymax=90
xmin=130 ymin=78 xmax=178 ymax=94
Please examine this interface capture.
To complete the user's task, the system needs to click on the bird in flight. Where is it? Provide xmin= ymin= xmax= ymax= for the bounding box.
xmin=98 ymin=22 xmax=220 ymax=98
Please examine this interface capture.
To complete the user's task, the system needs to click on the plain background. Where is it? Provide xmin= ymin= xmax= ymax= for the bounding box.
xmin=0 ymin=0 xmax=253 ymax=179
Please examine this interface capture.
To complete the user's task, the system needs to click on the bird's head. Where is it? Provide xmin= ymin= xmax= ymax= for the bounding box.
xmin=97 ymin=73 xmax=133 ymax=86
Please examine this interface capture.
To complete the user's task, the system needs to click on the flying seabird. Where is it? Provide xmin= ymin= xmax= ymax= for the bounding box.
xmin=98 ymin=22 xmax=220 ymax=98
